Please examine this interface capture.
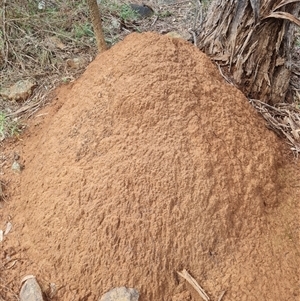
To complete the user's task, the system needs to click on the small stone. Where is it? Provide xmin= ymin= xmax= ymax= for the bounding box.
xmin=99 ymin=287 xmax=139 ymax=301
xmin=129 ymin=4 xmax=154 ymax=18
xmin=165 ymin=31 xmax=190 ymax=40
xmin=12 ymin=161 xmax=23 ymax=173
xmin=44 ymin=36 xmax=66 ymax=50
xmin=1 ymin=80 xmax=36 ymax=102
xmin=66 ymin=57 xmax=86 ymax=69
xmin=20 ymin=277 xmax=44 ymax=301
xmin=4 ymin=221 xmax=12 ymax=235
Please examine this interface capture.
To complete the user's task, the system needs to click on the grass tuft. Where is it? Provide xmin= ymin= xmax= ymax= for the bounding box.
xmin=0 ymin=111 xmax=23 ymax=141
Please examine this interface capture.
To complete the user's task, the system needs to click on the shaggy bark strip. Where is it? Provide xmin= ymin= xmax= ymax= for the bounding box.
xmin=198 ymin=0 xmax=300 ymax=104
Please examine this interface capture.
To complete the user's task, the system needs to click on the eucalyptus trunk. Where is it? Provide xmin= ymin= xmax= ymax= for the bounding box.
xmin=198 ymin=0 xmax=300 ymax=104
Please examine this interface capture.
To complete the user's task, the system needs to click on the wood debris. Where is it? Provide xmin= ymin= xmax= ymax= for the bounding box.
xmin=177 ymin=269 xmax=210 ymax=301
xmin=250 ymin=99 xmax=300 ymax=155
xmin=217 ymin=290 xmax=226 ymax=301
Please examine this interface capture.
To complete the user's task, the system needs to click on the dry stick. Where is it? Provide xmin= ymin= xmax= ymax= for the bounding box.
xmin=216 ymin=63 xmax=234 ymax=85
xmin=0 ymin=181 xmax=4 ymax=202
xmin=151 ymin=15 xmax=159 ymax=27
xmin=177 ymin=269 xmax=210 ymax=301
xmin=217 ymin=290 xmax=226 ymax=301
xmin=164 ymin=0 xmax=193 ymax=6
xmin=2 ymin=0 xmax=9 ymax=66
xmin=188 ymin=29 xmax=197 ymax=45
xmin=193 ymin=0 xmax=202 ymax=31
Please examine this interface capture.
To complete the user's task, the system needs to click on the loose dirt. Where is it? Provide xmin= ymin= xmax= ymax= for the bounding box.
xmin=1 ymin=32 xmax=299 ymax=301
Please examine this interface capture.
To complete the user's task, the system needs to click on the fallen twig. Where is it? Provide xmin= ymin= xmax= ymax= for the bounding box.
xmin=0 ymin=180 xmax=7 ymax=202
xmin=188 ymin=29 xmax=197 ymax=45
xmin=177 ymin=269 xmax=210 ymax=301
xmin=216 ymin=63 xmax=234 ymax=85
xmin=2 ymin=0 xmax=9 ymax=67
xmin=217 ymin=290 xmax=226 ymax=301
xmin=151 ymin=15 xmax=159 ymax=27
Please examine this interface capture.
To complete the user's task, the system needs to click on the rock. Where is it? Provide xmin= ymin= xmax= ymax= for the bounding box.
xmin=129 ymin=4 xmax=154 ymax=18
xmin=44 ymin=36 xmax=66 ymax=50
xmin=66 ymin=57 xmax=86 ymax=69
xmin=4 ymin=221 xmax=12 ymax=235
xmin=20 ymin=277 xmax=44 ymax=301
xmin=12 ymin=161 xmax=23 ymax=173
xmin=1 ymin=80 xmax=36 ymax=102
xmin=165 ymin=31 xmax=191 ymax=41
xmin=99 ymin=287 xmax=139 ymax=301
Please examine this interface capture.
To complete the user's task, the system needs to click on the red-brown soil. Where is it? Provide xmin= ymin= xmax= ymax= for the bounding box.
xmin=1 ymin=32 xmax=299 ymax=301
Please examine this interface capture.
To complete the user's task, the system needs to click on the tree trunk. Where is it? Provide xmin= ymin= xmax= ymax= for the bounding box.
xmin=198 ymin=0 xmax=300 ymax=104
xmin=87 ymin=0 xmax=107 ymax=53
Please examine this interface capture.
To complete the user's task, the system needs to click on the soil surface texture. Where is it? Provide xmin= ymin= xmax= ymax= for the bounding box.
xmin=1 ymin=32 xmax=299 ymax=301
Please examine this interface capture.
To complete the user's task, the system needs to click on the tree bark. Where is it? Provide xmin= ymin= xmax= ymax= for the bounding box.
xmin=87 ymin=0 xmax=107 ymax=53
xmin=198 ymin=0 xmax=300 ymax=104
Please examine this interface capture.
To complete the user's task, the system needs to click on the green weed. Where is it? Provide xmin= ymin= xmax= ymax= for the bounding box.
xmin=119 ymin=4 xmax=139 ymax=21
xmin=158 ymin=11 xmax=172 ymax=18
xmin=100 ymin=0 xmax=139 ymax=21
xmin=0 ymin=112 xmax=22 ymax=141
xmin=73 ymin=23 xmax=94 ymax=39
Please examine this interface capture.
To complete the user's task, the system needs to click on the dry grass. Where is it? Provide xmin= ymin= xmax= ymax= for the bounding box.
xmin=0 ymin=0 xmax=202 ymax=119
xmin=0 ymin=0 xmax=99 ymax=137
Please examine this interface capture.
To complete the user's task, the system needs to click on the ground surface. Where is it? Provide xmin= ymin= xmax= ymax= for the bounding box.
xmin=0 ymin=32 xmax=299 ymax=301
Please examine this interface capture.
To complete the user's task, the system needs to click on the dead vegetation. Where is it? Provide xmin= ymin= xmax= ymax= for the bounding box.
xmin=198 ymin=0 xmax=300 ymax=105
xmin=250 ymin=98 xmax=300 ymax=155
xmin=0 ymin=0 xmax=201 ymax=115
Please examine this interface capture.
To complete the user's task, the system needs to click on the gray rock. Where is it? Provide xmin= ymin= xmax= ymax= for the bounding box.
xmin=99 ymin=287 xmax=139 ymax=301
xmin=1 ymin=79 xmax=36 ymax=102
xmin=20 ymin=277 xmax=44 ymax=301
xmin=12 ymin=161 xmax=23 ymax=173
xmin=129 ymin=4 xmax=154 ymax=18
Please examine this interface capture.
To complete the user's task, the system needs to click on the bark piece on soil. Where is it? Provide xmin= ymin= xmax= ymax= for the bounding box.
xmin=19 ymin=277 xmax=44 ymax=301
xmin=99 ymin=287 xmax=139 ymax=301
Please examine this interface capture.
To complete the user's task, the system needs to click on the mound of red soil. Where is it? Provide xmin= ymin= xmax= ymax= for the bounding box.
xmin=1 ymin=32 xmax=299 ymax=301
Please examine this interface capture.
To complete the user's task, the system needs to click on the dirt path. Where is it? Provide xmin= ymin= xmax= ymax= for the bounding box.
xmin=1 ymin=32 xmax=299 ymax=301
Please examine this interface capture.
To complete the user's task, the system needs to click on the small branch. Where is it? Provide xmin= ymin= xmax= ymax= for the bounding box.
xmin=217 ymin=290 xmax=226 ymax=301
xmin=151 ymin=15 xmax=159 ymax=27
xmin=177 ymin=269 xmax=210 ymax=301
xmin=2 ymin=0 xmax=9 ymax=67
xmin=216 ymin=63 xmax=234 ymax=85
xmin=188 ymin=29 xmax=197 ymax=45
xmin=164 ymin=0 xmax=193 ymax=6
